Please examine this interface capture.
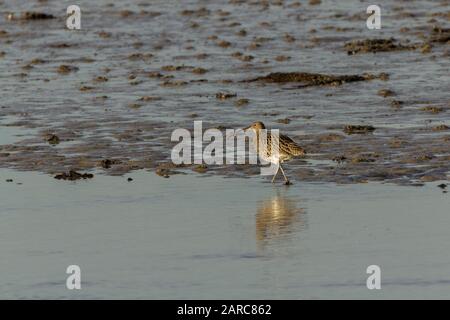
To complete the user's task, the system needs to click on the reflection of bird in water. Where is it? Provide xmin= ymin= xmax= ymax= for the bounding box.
xmin=242 ymin=121 xmax=306 ymax=185
xmin=256 ymin=193 xmax=306 ymax=248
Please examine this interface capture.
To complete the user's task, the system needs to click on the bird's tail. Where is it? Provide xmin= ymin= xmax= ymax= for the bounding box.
xmin=293 ymin=146 xmax=306 ymax=156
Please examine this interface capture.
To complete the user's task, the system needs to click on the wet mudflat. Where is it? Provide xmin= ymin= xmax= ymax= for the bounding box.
xmin=1 ymin=169 xmax=450 ymax=299
xmin=0 ymin=0 xmax=449 ymax=184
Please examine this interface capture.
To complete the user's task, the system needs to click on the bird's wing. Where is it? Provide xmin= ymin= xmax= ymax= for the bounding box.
xmin=279 ymin=134 xmax=306 ymax=156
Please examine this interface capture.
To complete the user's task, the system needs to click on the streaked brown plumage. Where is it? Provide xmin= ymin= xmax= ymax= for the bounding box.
xmin=243 ymin=121 xmax=306 ymax=184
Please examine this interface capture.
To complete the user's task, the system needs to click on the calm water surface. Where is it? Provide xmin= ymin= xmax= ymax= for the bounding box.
xmin=1 ymin=169 xmax=450 ymax=299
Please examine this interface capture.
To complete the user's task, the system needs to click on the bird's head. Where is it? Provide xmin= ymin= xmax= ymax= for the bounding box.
xmin=243 ymin=121 xmax=265 ymax=132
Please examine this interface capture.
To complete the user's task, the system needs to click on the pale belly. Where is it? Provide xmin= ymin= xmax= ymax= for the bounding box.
xmin=258 ymin=151 xmax=291 ymax=164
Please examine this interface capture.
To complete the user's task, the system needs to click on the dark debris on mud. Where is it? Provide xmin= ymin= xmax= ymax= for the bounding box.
xmin=343 ymin=125 xmax=376 ymax=135
xmin=244 ymin=72 xmax=388 ymax=87
xmin=344 ymin=38 xmax=416 ymax=55
xmin=54 ymin=170 xmax=94 ymax=181
xmin=7 ymin=12 xmax=55 ymax=21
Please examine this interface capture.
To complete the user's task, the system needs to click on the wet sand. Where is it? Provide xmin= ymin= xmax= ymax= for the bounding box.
xmin=1 ymin=169 xmax=450 ymax=299
xmin=0 ymin=0 xmax=449 ymax=184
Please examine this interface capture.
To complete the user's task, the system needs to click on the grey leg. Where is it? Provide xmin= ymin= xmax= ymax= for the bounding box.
xmin=271 ymin=164 xmax=280 ymax=183
xmin=279 ymin=164 xmax=289 ymax=182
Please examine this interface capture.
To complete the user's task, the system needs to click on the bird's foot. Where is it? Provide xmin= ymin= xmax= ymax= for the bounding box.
xmin=284 ymin=180 xmax=292 ymax=186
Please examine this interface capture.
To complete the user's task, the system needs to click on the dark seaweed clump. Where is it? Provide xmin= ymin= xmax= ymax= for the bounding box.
xmin=54 ymin=171 xmax=94 ymax=181
xmin=244 ymin=72 xmax=386 ymax=87
xmin=344 ymin=38 xmax=415 ymax=55
xmin=8 ymin=12 xmax=55 ymax=20
xmin=429 ymin=26 xmax=450 ymax=43
xmin=344 ymin=125 xmax=376 ymax=135
xmin=22 ymin=12 xmax=55 ymax=20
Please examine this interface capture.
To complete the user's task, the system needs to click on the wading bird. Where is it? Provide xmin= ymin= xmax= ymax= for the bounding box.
xmin=243 ymin=121 xmax=305 ymax=185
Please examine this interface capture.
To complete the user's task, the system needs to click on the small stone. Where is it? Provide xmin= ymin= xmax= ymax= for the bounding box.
xmin=46 ymin=134 xmax=60 ymax=145
xmin=390 ymin=100 xmax=404 ymax=108
xmin=344 ymin=125 xmax=376 ymax=134
xmin=432 ymin=125 xmax=449 ymax=131
xmin=128 ymin=103 xmax=142 ymax=109
xmin=236 ymin=29 xmax=247 ymax=36
xmin=94 ymin=76 xmax=108 ymax=83
xmin=161 ymin=80 xmax=188 ymax=87
xmin=217 ymin=40 xmax=231 ymax=48
xmin=148 ymin=72 xmax=163 ymax=78
xmin=54 ymin=171 xmax=94 ymax=181
xmin=235 ymin=99 xmax=249 ymax=106
xmin=216 ymin=92 xmax=237 ymax=100
xmin=416 ymin=154 xmax=434 ymax=161
xmin=421 ymin=43 xmax=432 ymax=54
xmin=284 ymin=33 xmax=296 ymax=43
xmin=57 ymin=65 xmax=79 ymax=74
xmin=193 ymin=164 xmax=208 ymax=173
xmin=192 ymin=67 xmax=208 ymax=74
xmin=100 ymin=159 xmax=112 ymax=169
xmin=80 ymin=86 xmax=94 ymax=91
xmin=378 ymin=89 xmax=395 ymax=98
xmin=332 ymin=155 xmax=347 ymax=163
xmin=238 ymin=55 xmax=254 ymax=62
xmin=156 ymin=168 xmax=170 ymax=178
xmin=275 ymin=55 xmax=291 ymax=61
xmin=138 ymin=96 xmax=161 ymax=102
xmin=277 ymin=118 xmax=291 ymax=124
xmin=422 ymin=106 xmax=444 ymax=114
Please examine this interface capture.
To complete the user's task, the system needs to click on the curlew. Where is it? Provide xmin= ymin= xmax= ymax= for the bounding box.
xmin=242 ymin=121 xmax=305 ymax=184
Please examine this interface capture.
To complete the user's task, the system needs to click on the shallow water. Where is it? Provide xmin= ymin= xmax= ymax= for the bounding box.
xmin=1 ymin=169 xmax=450 ymax=299
xmin=0 ymin=0 xmax=449 ymax=183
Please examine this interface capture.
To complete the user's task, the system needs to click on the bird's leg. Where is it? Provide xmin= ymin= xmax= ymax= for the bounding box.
xmin=279 ymin=164 xmax=290 ymax=184
xmin=271 ymin=163 xmax=280 ymax=183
